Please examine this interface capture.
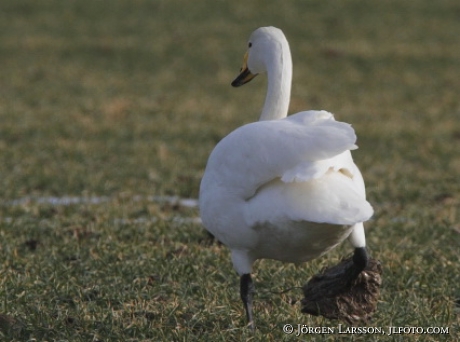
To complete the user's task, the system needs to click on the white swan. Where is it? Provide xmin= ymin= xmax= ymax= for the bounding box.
xmin=199 ymin=26 xmax=373 ymax=328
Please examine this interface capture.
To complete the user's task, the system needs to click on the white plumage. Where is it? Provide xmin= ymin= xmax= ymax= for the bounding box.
xmin=199 ymin=26 xmax=373 ymax=328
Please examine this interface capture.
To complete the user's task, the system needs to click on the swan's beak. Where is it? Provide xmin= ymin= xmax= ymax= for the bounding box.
xmin=231 ymin=51 xmax=258 ymax=87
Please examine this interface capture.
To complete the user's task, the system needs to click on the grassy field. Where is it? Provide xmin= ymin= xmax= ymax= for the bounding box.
xmin=0 ymin=0 xmax=459 ymax=340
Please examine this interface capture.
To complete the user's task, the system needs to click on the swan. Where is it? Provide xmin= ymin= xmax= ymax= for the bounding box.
xmin=199 ymin=26 xmax=373 ymax=329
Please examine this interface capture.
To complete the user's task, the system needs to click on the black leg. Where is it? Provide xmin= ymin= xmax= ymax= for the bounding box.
xmin=352 ymin=247 xmax=369 ymax=277
xmin=240 ymin=273 xmax=255 ymax=330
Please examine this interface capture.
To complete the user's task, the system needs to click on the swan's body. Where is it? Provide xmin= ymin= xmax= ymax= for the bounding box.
xmin=199 ymin=26 xmax=373 ymax=328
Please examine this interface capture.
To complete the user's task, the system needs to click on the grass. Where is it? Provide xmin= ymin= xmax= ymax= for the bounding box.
xmin=0 ymin=0 xmax=459 ymax=340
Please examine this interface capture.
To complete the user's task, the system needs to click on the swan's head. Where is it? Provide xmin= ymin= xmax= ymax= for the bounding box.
xmin=231 ymin=26 xmax=288 ymax=87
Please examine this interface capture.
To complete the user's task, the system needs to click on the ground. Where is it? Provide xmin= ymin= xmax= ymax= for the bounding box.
xmin=0 ymin=0 xmax=459 ymax=341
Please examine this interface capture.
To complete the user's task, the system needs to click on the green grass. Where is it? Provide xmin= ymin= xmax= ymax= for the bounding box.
xmin=0 ymin=0 xmax=459 ymax=340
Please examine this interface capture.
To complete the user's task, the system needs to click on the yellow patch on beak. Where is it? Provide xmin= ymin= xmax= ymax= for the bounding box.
xmin=231 ymin=51 xmax=258 ymax=87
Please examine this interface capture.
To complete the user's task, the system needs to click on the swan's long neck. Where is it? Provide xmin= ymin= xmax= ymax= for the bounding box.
xmin=259 ymin=40 xmax=292 ymax=121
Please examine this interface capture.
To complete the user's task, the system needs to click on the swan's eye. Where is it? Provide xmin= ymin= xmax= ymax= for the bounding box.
xmin=248 ymin=42 xmax=252 ymax=48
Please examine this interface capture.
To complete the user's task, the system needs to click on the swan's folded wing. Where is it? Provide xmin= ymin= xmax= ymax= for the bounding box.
xmin=244 ymin=172 xmax=374 ymax=227
xmin=204 ymin=110 xmax=358 ymax=199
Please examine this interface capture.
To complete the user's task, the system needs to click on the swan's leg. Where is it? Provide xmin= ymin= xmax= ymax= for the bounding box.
xmin=328 ymin=246 xmax=369 ymax=287
xmin=348 ymin=223 xmax=368 ymax=279
xmin=352 ymin=246 xmax=368 ymax=276
xmin=240 ymin=273 xmax=255 ymax=330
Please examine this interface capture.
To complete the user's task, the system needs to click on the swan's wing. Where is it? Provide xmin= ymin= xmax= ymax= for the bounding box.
xmin=244 ymin=172 xmax=373 ymax=226
xmin=203 ymin=110 xmax=359 ymax=199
